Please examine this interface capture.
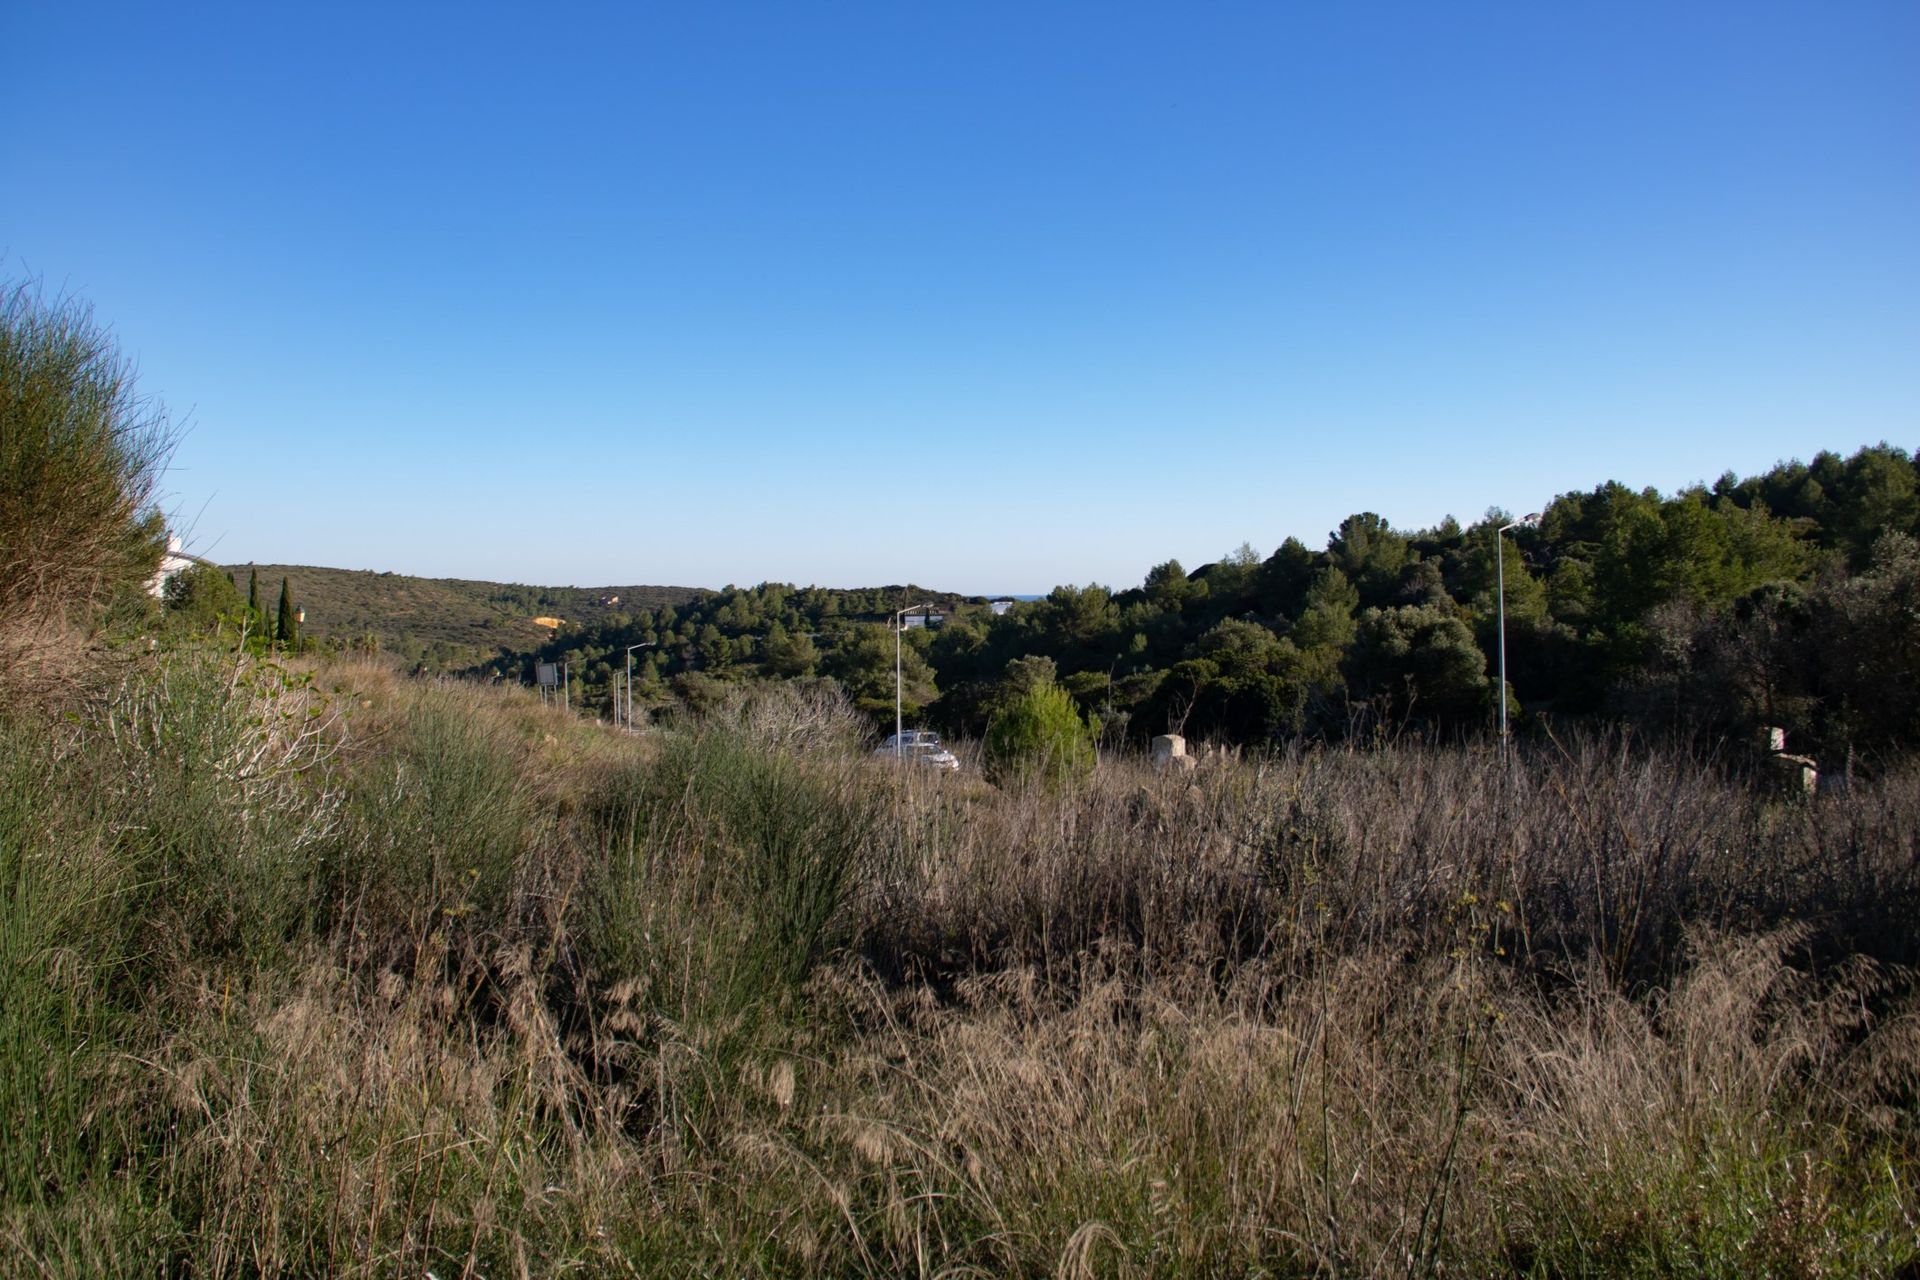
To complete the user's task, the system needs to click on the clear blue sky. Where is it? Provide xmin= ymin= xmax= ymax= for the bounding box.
xmin=5 ymin=2 xmax=1915 ymax=594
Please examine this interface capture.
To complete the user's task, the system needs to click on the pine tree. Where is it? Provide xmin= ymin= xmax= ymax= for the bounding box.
xmin=247 ymin=566 xmax=259 ymax=616
xmin=276 ymin=577 xmax=298 ymax=654
xmin=984 ymin=679 xmax=1094 ymax=788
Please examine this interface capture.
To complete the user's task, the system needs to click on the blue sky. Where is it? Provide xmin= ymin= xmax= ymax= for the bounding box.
xmin=5 ymin=2 xmax=1915 ymax=594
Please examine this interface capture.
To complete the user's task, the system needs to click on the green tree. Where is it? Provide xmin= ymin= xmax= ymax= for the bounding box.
xmin=1814 ymin=532 xmax=1920 ymax=753
xmin=762 ymin=621 xmax=819 ymax=678
xmin=1546 ymin=557 xmax=1595 ymax=625
xmin=1463 ymin=520 xmax=1548 ymax=627
xmin=1144 ymin=559 xmax=1192 ymax=611
xmin=1578 ymin=483 xmax=1668 ymax=629
xmin=275 ymin=577 xmax=298 ymax=654
xmin=827 ymin=624 xmax=937 ymax=720
xmin=1347 ymin=604 xmax=1491 ymax=726
xmin=1819 ymin=445 xmax=1918 ymax=566
xmin=1258 ymin=537 xmax=1318 ymax=617
xmin=1035 ymin=583 xmax=1119 ymax=654
xmin=985 ymin=679 xmax=1095 ymax=787
xmin=1201 ymin=542 xmax=1263 ymax=602
xmin=1000 ymin=654 xmax=1059 ymax=699
xmin=163 ymin=562 xmax=245 ymax=633
xmin=1192 ymin=617 xmax=1283 ymax=679
xmin=1650 ymin=489 xmax=1809 ymax=607
xmin=696 ymin=622 xmax=732 ymax=672
xmin=1328 ymin=513 xmax=1411 ymax=601
xmin=1701 ymin=581 xmax=1816 ymax=738
xmin=1293 ymin=568 xmax=1360 ymax=653
xmin=1396 ymin=557 xmax=1452 ymax=607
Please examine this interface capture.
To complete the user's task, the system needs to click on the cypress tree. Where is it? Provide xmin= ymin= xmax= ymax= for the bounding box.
xmin=245 ymin=566 xmax=268 ymax=646
xmin=276 ymin=577 xmax=298 ymax=654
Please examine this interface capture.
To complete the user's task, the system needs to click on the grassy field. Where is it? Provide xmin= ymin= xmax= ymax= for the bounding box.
xmin=224 ymin=563 xmax=705 ymax=667
xmin=2 ymin=644 xmax=1916 ymax=1277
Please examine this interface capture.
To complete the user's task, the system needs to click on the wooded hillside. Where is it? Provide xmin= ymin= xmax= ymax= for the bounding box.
xmin=221 ymin=564 xmax=707 ymax=669
xmin=510 ymin=442 xmax=1920 ymax=767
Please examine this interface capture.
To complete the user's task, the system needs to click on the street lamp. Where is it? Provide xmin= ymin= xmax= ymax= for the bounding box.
xmin=893 ymin=602 xmax=932 ymax=758
xmin=623 ymin=642 xmax=655 ymax=730
xmin=1496 ymin=512 xmax=1541 ymax=762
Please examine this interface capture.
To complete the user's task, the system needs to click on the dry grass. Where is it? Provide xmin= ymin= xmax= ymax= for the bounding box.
xmin=2 ymin=650 xmax=1916 ymax=1276
xmin=858 ymin=733 xmax=1920 ymax=996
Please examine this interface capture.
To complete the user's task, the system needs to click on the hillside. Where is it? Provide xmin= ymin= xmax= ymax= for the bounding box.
xmin=224 ymin=564 xmax=708 ymax=666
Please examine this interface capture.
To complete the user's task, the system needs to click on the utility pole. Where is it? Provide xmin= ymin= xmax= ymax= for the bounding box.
xmin=1496 ymin=512 xmax=1540 ymax=764
xmin=893 ymin=602 xmax=932 ymax=757
xmin=624 ymin=642 xmax=655 ymax=731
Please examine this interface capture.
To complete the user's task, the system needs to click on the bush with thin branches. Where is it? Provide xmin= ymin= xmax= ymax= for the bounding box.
xmin=0 ymin=280 xmax=172 ymax=681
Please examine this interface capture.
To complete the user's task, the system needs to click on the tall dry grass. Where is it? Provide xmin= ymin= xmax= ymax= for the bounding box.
xmin=860 ymin=733 xmax=1920 ymax=990
xmin=2 ymin=649 xmax=1915 ymax=1276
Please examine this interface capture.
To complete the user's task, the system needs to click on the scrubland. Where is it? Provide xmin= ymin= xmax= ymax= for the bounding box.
xmin=3 ymin=648 xmax=1917 ymax=1278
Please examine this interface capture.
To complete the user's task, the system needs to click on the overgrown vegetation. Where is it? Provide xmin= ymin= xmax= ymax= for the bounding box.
xmin=3 ymin=657 xmax=1917 ymax=1276
xmin=4 ymin=286 xmax=1915 ymax=1274
xmin=0 ymin=280 xmax=170 ymax=696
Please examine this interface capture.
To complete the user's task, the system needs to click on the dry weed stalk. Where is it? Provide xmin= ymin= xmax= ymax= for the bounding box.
xmin=6 ymin=664 xmax=1918 ymax=1276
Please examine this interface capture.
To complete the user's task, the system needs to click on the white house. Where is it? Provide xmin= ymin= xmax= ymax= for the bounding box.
xmin=147 ymin=535 xmax=200 ymax=599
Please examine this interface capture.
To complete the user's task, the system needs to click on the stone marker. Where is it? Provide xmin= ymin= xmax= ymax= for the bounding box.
xmin=1150 ymin=734 xmax=1186 ymax=765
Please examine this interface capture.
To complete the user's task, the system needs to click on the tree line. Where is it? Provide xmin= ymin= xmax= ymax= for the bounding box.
xmin=164 ymin=563 xmax=304 ymax=655
xmin=509 ymin=443 xmax=1918 ymax=767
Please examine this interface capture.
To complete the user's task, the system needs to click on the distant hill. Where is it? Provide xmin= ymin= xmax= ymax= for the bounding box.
xmin=224 ymin=564 xmax=707 ymax=666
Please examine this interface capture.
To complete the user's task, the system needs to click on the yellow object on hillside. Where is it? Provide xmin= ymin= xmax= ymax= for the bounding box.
xmin=531 ymin=616 xmax=563 ymax=629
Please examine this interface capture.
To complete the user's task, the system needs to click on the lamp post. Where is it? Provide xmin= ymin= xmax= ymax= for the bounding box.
xmin=1496 ymin=513 xmax=1540 ymax=762
xmin=623 ymin=642 xmax=655 ymax=730
xmin=893 ymin=602 xmax=932 ymax=758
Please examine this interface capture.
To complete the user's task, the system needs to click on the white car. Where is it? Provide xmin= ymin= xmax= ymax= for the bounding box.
xmin=875 ymin=730 xmax=961 ymax=771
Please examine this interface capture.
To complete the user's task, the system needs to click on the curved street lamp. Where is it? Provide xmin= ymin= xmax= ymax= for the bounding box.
xmin=1497 ymin=513 xmax=1541 ymax=762
xmin=893 ymin=602 xmax=933 ymax=758
xmin=623 ymin=642 xmax=656 ymax=730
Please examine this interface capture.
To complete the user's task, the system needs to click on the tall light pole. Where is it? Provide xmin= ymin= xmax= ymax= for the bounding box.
xmin=623 ymin=642 xmax=654 ymax=730
xmin=1496 ymin=513 xmax=1540 ymax=762
xmin=893 ymin=602 xmax=932 ymax=758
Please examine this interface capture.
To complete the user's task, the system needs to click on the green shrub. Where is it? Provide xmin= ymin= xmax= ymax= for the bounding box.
xmin=337 ymin=695 xmax=531 ymax=946
xmin=587 ymin=722 xmax=879 ymax=1024
xmin=162 ymin=562 xmax=245 ymax=636
xmin=0 ymin=719 xmax=188 ymax=1270
xmin=0 ymin=281 xmax=171 ymax=640
xmin=984 ymin=680 xmax=1094 ymax=787
xmin=0 ymin=733 xmax=110 ymax=1211
xmin=96 ymin=650 xmax=339 ymax=969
